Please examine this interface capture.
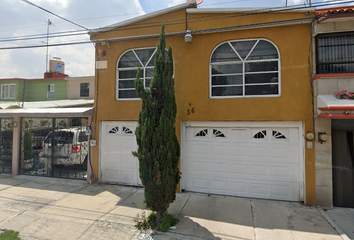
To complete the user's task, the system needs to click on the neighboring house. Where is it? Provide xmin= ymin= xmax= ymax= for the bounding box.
xmin=0 ymin=77 xmax=67 ymax=103
xmin=0 ymin=57 xmax=94 ymax=181
xmin=89 ymin=1 xmax=316 ymax=205
xmin=65 ymin=76 xmax=95 ymax=99
xmin=0 ymin=58 xmax=68 ymax=103
xmin=313 ymin=6 xmax=354 ymax=209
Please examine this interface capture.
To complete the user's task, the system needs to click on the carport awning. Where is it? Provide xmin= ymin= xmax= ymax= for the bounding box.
xmin=318 ymin=95 xmax=354 ymax=119
xmin=0 ymin=107 xmax=93 ymax=118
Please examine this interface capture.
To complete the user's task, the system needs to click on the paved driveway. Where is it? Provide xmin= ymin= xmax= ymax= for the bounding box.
xmin=0 ymin=175 xmax=347 ymax=240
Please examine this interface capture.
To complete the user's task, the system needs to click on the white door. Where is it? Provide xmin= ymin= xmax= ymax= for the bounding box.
xmin=100 ymin=121 xmax=141 ymax=185
xmin=183 ymin=122 xmax=302 ymax=201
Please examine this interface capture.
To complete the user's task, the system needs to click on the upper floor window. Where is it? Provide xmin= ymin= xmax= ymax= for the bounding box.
xmin=210 ymin=39 xmax=280 ymax=98
xmin=117 ymin=47 xmax=169 ymax=99
xmin=1 ymin=84 xmax=16 ymax=99
xmin=316 ymin=32 xmax=354 ymax=74
xmin=80 ymin=83 xmax=89 ymax=97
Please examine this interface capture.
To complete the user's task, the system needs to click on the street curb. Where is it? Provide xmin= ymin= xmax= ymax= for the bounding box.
xmin=316 ymin=206 xmax=351 ymax=240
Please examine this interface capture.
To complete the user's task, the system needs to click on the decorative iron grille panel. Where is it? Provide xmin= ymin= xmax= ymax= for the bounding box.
xmin=20 ymin=117 xmax=89 ymax=180
xmin=0 ymin=118 xmax=13 ymax=174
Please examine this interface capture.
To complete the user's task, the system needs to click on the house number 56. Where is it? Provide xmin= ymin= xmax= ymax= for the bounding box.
xmin=187 ymin=108 xmax=195 ymax=115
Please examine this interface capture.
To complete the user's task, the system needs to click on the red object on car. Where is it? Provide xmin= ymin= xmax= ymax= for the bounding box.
xmin=71 ymin=144 xmax=81 ymax=153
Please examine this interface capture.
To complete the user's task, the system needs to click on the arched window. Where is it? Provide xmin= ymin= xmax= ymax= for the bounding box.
xmin=210 ymin=39 xmax=280 ymax=98
xmin=117 ymin=47 xmax=169 ymax=99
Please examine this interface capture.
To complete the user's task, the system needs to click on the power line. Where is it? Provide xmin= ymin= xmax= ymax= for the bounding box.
xmin=0 ymin=40 xmax=92 ymax=50
xmin=1 ymin=0 xmax=353 ymax=49
xmin=2 ymin=0 xmax=351 ymax=44
xmin=21 ymin=0 xmax=89 ymax=30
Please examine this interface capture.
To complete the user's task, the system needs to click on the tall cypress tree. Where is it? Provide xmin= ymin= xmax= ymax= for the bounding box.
xmin=133 ymin=24 xmax=180 ymax=224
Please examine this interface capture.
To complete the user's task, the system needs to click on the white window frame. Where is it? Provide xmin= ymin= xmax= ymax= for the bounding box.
xmin=116 ymin=47 xmax=173 ymax=100
xmin=47 ymin=84 xmax=55 ymax=92
xmin=1 ymin=84 xmax=16 ymax=99
xmin=116 ymin=47 xmax=157 ymax=100
xmin=209 ymin=38 xmax=281 ymax=99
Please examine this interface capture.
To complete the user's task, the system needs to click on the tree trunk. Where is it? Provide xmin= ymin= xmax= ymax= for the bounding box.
xmin=155 ymin=211 xmax=162 ymax=225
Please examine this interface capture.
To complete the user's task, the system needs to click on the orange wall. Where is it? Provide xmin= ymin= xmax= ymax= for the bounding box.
xmin=91 ymin=9 xmax=316 ymax=205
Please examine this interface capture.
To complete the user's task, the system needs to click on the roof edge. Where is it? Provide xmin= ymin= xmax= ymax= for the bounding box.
xmin=89 ymin=0 xmax=197 ymax=35
xmin=187 ymin=6 xmax=315 ymax=13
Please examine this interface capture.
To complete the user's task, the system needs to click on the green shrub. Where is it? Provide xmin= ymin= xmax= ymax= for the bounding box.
xmin=157 ymin=212 xmax=178 ymax=232
xmin=134 ymin=211 xmax=156 ymax=232
xmin=134 ymin=211 xmax=177 ymax=232
xmin=24 ymin=131 xmax=34 ymax=160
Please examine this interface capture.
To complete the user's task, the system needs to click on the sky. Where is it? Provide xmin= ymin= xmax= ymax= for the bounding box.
xmin=0 ymin=0 xmax=345 ymax=79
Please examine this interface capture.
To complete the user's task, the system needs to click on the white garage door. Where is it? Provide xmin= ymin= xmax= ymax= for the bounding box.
xmin=183 ymin=122 xmax=302 ymax=201
xmin=100 ymin=121 xmax=141 ymax=185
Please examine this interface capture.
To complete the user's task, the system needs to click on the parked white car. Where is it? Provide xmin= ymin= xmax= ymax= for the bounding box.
xmin=39 ymin=127 xmax=89 ymax=167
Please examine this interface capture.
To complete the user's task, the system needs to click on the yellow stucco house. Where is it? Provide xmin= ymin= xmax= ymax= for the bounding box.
xmin=89 ymin=1 xmax=316 ymax=205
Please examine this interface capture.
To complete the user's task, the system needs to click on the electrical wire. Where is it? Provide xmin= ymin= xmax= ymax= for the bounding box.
xmin=0 ymin=0 xmax=352 ymax=50
xmin=21 ymin=0 xmax=89 ymax=30
xmin=2 ymin=0 xmax=352 ymax=44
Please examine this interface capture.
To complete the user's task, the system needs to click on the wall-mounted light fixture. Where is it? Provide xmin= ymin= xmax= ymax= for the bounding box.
xmin=306 ymin=132 xmax=315 ymax=140
xmin=101 ymin=41 xmax=110 ymax=48
xmin=318 ymin=132 xmax=328 ymax=143
xmin=185 ymin=29 xmax=192 ymax=43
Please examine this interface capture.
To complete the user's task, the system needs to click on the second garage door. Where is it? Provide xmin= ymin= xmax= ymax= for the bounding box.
xmin=183 ymin=122 xmax=302 ymax=201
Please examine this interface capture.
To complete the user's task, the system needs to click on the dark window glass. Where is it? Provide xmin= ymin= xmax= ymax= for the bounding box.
xmin=231 ymin=41 xmax=256 ymax=60
xmin=145 ymin=68 xmax=154 ymax=77
xmin=247 ymin=40 xmax=278 ymax=60
xmin=245 ymin=85 xmax=279 ymax=95
xmin=118 ymin=51 xmax=141 ymax=68
xmin=135 ymin=49 xmax=156 ymax=66
xmin=119 ymin=69 xmax=142 ymax=79
xmin=212 ymin=64 xmax=242 ymax=75
xmin=211 ymin=43 xmax=240 ymax=63
xmin=245 ymin=61 xmax=278 ymax=72
xmin=80 ymin=83 xmax=89 ymax=97
xmin=212 ymin=75 xmax=243 ymax=86
xmin=119 ymin=90 xmax=138 ymax=99
xmin=316 ymin=32 xmax=354 ymax=74
xmin=245 ymin=73 xmax=278 ymax=84
xmin=212 ymin=86 xmax=243 ymax=96
xmin=118 ymin=80 xmax=135 ymax=89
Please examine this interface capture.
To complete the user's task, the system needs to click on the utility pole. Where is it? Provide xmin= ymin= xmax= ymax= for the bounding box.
xmin=46 ymin=19 xmax=52 ymax=72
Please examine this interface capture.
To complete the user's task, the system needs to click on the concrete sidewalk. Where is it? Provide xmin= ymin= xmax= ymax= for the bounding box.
xmin=0 ymin=175 xmax=347 ymax=240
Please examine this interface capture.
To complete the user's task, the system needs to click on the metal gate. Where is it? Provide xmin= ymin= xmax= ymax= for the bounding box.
xmin=20 ymin=117 xmax=89 ymax=180
xmin=0 ymin=118 xmax=14 ymax=174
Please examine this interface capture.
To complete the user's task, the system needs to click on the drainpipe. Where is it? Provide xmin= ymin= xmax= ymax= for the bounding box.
xmin=21 ymin=79 xmax=26 ymax=108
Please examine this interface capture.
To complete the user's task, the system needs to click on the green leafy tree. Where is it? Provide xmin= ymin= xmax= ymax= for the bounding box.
xmin=133 ymin=24 xmax=180 ymax=224
xmin=24 ymin=131 xmax=34 ymax=160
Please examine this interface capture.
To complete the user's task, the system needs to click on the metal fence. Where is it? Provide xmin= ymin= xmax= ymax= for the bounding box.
xmin=20 ymin=117 xmax=89 ymax=180
xmin=0 ymin=118 xmax=14 ymax=174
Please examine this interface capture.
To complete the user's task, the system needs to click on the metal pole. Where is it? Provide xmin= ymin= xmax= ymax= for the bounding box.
xmin=46 ymin=19 xmax=51 ymax=72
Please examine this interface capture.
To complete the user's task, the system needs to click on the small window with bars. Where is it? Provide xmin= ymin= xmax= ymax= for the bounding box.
xmin=80 ymin=83 xmax=90 ymax=97
xmin=316 ymin=32 xmax=354 ymax=74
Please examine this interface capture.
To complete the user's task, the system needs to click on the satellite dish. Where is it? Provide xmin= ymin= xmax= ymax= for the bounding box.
xmin=187 ymin=0 xmax=203 ymax=4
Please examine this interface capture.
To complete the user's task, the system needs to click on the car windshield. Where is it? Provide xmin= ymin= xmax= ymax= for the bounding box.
xmin=44 ymin=131 xmax=74 ymax=144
